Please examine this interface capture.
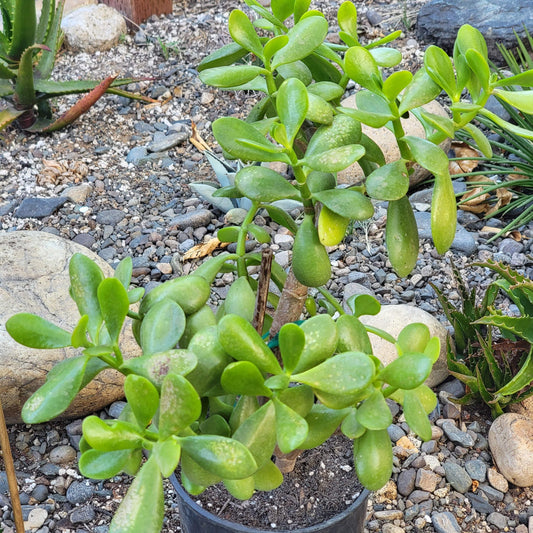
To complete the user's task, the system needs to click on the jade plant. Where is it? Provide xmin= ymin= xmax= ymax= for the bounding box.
xmin=0 ymin=0 xmax=152 ymax=132
xmin=5 ymin=1 xmax=533 ymax=532
xmin=433 ymin=259 xmax=533 ymax=418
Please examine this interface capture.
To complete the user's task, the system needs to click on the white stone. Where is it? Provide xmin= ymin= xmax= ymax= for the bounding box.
xmin=25 ymin=507 xmax=48 ymax=529
xmin=508 ymin=396 xmax=533 ymax=419
xmin=488 ymin=413 xmax=533 ymax=487
xmin=359 ymin=304 xmax=449 ymax=387
xmin=0 ymin=231 xmax=141 ymax=424
xmin=64 ymin=183 xmax=93 ymax=204
xmin=61 ymin=4 xmax=127 ymax=53
xmin=337 ymin=96 xmax=452 ymax=188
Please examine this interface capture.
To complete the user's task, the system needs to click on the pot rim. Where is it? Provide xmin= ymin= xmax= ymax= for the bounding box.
xmin=169 ymin=472 xmax=370 ymax=533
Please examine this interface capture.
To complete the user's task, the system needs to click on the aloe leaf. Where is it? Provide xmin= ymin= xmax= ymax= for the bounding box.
xmin=8 ymin=0 xmax=36 ymax=60
xmin=109 ymin=457 xmax=164 ymax=533
xmin=0 ymin=59 xmax=15 ymax=79
xmin=14 ymin=44 xmax=49 ymax=110
xmin=36 ymin=0 xmax=63 ymax=78
xmin=31 ymin=74 xmax=117 ymax=132
xmin=475 ymin=315 xmax=533 ymax=344
xmin=0 ymin=106 xmax=24 ymax=130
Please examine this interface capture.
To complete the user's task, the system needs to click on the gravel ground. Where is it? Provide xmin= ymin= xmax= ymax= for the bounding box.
xmin=1 ymin=1 xmax=533 ymax=532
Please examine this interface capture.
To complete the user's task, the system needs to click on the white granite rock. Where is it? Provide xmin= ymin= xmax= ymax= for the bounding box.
xmin=360 ymin=304 xmax=449 ymax=387
xmin=61 ymin=4 xmax=126 ymax=53
xmin=488 ymin=413 xmax=533 ymax=487
xmin=0 ymin=231 xmax=140 ymax=424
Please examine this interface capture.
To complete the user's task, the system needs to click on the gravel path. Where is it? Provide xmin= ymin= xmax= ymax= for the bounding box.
xmin=1 ymin=1 xmax=533 ymax=532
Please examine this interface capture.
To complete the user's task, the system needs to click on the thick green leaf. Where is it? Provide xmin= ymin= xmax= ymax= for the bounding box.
xmin=274 ymin=397 xmax=309 ymax=453
xmin=294 ymin=0 xmax=312 ymax=22
xmin=224 ymin=476 xmax=255 ymax=500
xmin=277 ymin=77 xmax=308 ymax=144
xmin=292 ymin=351 xmax=375 ymax=394
xmin=21 ymin=355 xmax=89 ymax=423
xmin=229 ymin=9 xmax=263 ymax=58
xmin=248 ymin=223 xmax=271 ymax=244
xmin=199 ymin=65 xmax=263 ymax=88
xmin=313 ymin=188 xmax=374 ymax=220
xmin=336 ymin=314 xmax=373 ymax=354
xmin=272 ymin=16 xmax=328 ymax=69
xmin=419 ymin=110 xmax=455 ymax=140
xmin=370 ymin=47 xmax=402 ymax=68
xmin=181 ymin=451 xmax=221 ymax=487
xmin=235 ymin=165 xmax=300 ymax=202
xmin=461 ymin=122 xmax=492 ymax=158
xmin=403 ymin=135 xmax=449 ymax=176
xmin=279 ymin=322 xmax=305 ymax=373
xmin=153 ymin=438 xmax=182 ymax=478
xmin=278 ymin=385 xmax=314 ymax=418
xmin=353 ymin=428 xmax=392 ymax=491
xmin=478 ymin=108 xmax=533 ymax=140
xmin=197 ymin=42 xmax=248 ymax=72
xmin=347 ymin=293 xmax=381 ymax=317
xmin=424 ymin=45 xmax=457 ymax=98
xmin=212 ymin=117 xmax=290 ymax=163
xmin=338 ymin=1 xmax=358 ymax=39
xmin=403 ymin=389 xmax=432 ymax=441
xmin=140 ymin=299 xmax=186 ymax=355
xmin=396 ymin=323 xmax=431 ymax=355
xmin=232 ymin=401 xmax=276 ymax=467
xmin=271 ymin=0 xmax=295 ymax=22
xmin=378 ymin=353 xmax=433 ymax=389
xmin=109 ymin=457 xmax=164 ymax=533
xmin=159 ymin=373 xmax=201 ymax=439
xmin=124 ymin=374 xmax=159 ymax=429
xmin=229 ymin=395 xmax=260 ymax=434
xmin=365 ymin=160 xmax=409 ymax=201
xmin=264 ymin=35 xmax=288 ymax=64
xmin=79 ymin=448 xmax=141 ymax=479
xmin=455 ymin=24 xmax=488 ymax=61
xmin=6 ymin=313 xmax=71 ymax=348
xmin=253 ymin=460 xmax=284 ymax=491
xmin=398 ymin=69 xmax=442 ymax=115
xmin=276 ymin=60 xmax=313 ymax=85
xmin=382 ymin=70 xmax=413 ymax=102
xmin=306 ymin=113 xmax=362 ymax=157
xmin=97 ymin=278 xmax=129 ymax=344
xmin=304 ymin=144 xmax=365 ymax=172
xmin=217 ymin=226 xmax=240 ymax=244
xmin=301 ymin=404 xmax=351 ymax=449
xmin=339 ymin=98 xmax=393 ymax=129
xmin=294 ymin=314 xmax=338 ymax=373
xmin=218 ymin=314 xmax=282 ymax=375
xmin=120 ymin=349 xmax=197 ymax=388
xmin=345 ymin=46 xmax=382 ymax=94
xmin=341 ymin=408 xmax=366 ymax=439
xmin=494 ymin=70 xmax=533 ymax=88
xmin=71 ymin=315 xmax=90 ymax=348
xmin=306 ymin=92 xmax=334 ymax=124
xmin=83 ymin=416 xmax=143 ymax=451
xmin=356 ymin=389 xmax=392 ymax=430
xmin=180 ymin=435 xmax=258 ymax=480
xmin=221 ymin=361 xmax=272 ymax=396
xmin=465 ymin=48 xmax=490 ymax=95
xmin=69 ymin=253 xmax=105 ymax=342
xmin=224 ymin=276 xmax=256 ymax=322
xmin=307 ymin=81 xmax=344 ymax=101
xmin=114 ymin=257 xmax=132 ymax=289
xmin=494 ymin=89 xmax=533 ymax=114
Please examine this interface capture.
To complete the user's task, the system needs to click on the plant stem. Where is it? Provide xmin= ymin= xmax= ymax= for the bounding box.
xmin=270 ymin=268 xmax=309 ymax=338
xmin=0 ymin=399 xmax=25 ymax=533
xmin=236 ymin=203 xmax=259 ymax=277
xmin=316 ymin=287 xmax=345 ymax=315
xmin=253 ymin=248 xmax=273 ymax=335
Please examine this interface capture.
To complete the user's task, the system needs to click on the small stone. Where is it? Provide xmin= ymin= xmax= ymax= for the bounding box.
xmin=374 ymin=480 xmax=397 ymax=503
xmin=147 ymin=131 xmax=188 ymax=152
xmin=443 ymin=462 xmax=472 ymax=493
xmin=487 ymin=467 xmax=509 ymax=493
xmin=96 ymin=209 xmax=125 ymax=225
xmin=108 ymin=401 xmax=127 ymax=419
xmin=466 ymin=491 xmax=495 ymax=514
xmin=49 ymin=445 xmax=77 ymax=465
xmin=70 ymin=504 xmax=95 ymax=524
xmin=64 ymin=183 xmax=93 ymax=204
xmin=397 ymin=468 xmax=417 ymax=496
xmin=431 ymin=511 xmax=461 ymax=533
xmin=72 ymin=233 xmax=96 ymax=249
xmin=66 ymin=481 xmax=95 ymax=505
xmin=465 ymin=459 xmax=487 ymax=482
xmin=156 ymin=262 xmax=173 ymax=275
xmin=416 ymin=469 xmax=440 ymax=492
xmin=170 ymin=209 xmax=213 ymax=230
xmin=408 ymin=490 xmax=431 ymax=504
xmin=374 ymin=509 xmax=403 ymax=520
xmin=126 ymin=146 xmax=148 ymax=165
xmin=15 ymin=197 xmax=67 ymax=218
xmin=480 ymin=485 xmax=504 ymax=502
xmin=441 ymin=420 xmax=475 ymax=447
xmin=487 ymin=511 xmax=508 ymax=529
xmin=25 ymin=507 xmax=48 ymax=529
xmin=31 ymin=485 xmax=49 ymax=503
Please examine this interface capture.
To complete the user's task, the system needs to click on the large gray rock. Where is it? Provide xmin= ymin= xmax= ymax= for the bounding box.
xmin=417 ymin=0 xmax=533 ymax=64
xmin=61 ymin=4 xmax=126 ymax=53
xmin=488 ymin=413 xmax=533 ymax=487
xmin=360 ymin=304 xmax=449 ymax=387
xmin=0 ymin=231 xmax=141 ymax=424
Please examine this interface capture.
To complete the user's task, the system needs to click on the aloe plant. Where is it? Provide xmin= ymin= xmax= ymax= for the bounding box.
xmin=433 ymin=259 xmax=533 ymax=417
xmin=0 ymin=0 xmax=152 ymax=132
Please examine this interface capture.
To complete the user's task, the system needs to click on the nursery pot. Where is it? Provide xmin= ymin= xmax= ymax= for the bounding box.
xmin=170 ymin=474 xmax=370 ymax=533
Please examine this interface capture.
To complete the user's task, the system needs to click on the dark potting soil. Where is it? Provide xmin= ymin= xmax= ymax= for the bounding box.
xmin=190 ymin=434 xmax=365 ymax=531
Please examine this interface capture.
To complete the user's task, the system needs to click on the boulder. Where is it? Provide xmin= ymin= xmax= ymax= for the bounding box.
xmin=338 ymin=96 xmax=452 ymax=187
xmin=417 ymin=0 xmax=533 ymax=64
xmin=488 ymin=413 xmax=533 ymax=487
xmin=0 ymin=231 xmax=141 ymax=424
xmin=359 ymin=304 xmax=449 ymax=387
xmin=509 ymin=396 xmax=533 ymax=419
xmin=61 ymin=4 xmax=126 ymax=53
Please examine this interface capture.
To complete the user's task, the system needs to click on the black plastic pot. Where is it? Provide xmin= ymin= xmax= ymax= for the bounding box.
xmin=170 ymin=473 xmax=370 ymax=533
